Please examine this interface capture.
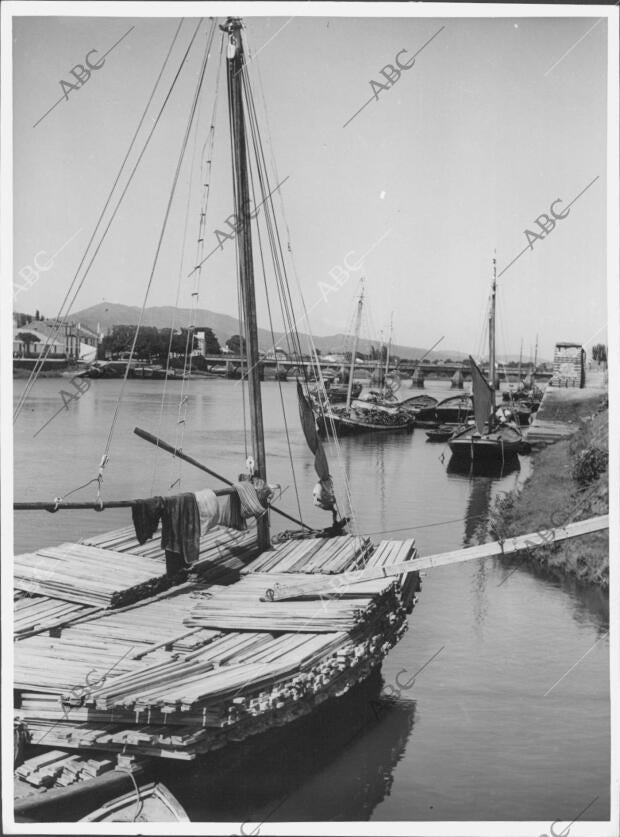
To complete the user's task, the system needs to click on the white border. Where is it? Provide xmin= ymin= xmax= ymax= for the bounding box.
xmin=1 ymin=2 xmax=618 ymax=836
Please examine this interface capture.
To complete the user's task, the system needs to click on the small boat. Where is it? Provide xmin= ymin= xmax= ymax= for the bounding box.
xmin=425 ymin=425 xmax=455 ymax=442
xmin=86 ymin=360 xmax=131 ymax=378
xmin=398 ymin=393 xmax=438 ymax=415
xmin=81 ymin=782 xmax=189 ymax=823
xmin=448 ymin=258 xmax=529 ymax=466
xmin=414 ymin=394 xmax=473 ymax=427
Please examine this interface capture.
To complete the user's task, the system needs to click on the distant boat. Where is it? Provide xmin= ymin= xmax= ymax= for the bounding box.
xmin=425 ymin=425 xmax=454 ymax=442
xmin=398 ymin=393 xmax=438 ymax=415
xmin=414 ymin=394 xmax=473 ymax=427
xmin=448 ymin=258 xmax=529 ymax=465
xmin=314 ymin=283 xmax=414 ymax=437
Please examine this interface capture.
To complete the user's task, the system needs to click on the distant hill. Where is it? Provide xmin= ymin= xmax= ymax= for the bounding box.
xmin=71 ymin=302 xmax=468 ymax=361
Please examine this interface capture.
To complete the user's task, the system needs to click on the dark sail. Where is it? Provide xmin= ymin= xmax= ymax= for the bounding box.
xmin=297 ymin=382 xmax=330 ymax=481
xmin=469 ymin=355 xmax=493 ymax=434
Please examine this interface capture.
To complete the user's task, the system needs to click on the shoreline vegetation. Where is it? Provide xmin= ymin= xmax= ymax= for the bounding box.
xmin=483 ymin=389 xmax=609 ymax=589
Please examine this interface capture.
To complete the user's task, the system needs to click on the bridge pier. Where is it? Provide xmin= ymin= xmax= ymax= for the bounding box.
xmin=451 ymin=369 xmax=464 ymax=389
xmin=411 ymin=368 xmax=425 ymax=388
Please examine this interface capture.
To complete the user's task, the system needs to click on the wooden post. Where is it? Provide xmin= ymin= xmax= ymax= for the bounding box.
xmin=224 ymin=18 xmax=269 ymax=550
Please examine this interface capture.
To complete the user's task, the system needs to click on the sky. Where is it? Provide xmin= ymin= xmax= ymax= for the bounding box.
xmin=11 ymin=12 xmax=609 ymax=361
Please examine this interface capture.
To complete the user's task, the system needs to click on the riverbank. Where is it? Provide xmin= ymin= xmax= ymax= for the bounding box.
xmin=485 ymin=388 xmax=609 ymax=588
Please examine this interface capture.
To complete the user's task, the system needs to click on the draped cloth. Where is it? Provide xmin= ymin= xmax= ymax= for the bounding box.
xmin=469 ymin=355 xmax=494 ymax=434
xmin=131 ymin=496 xmax=164 ymax=545
xmin=160 ymin=493 xmax=201 ymax=569
xmin=195 ymin=488 xmax=220 ymax=535
xmin=234 ymin=478 xmax=269 ymax=519
xmin=297 ymin=382 xmax=336 ymax=511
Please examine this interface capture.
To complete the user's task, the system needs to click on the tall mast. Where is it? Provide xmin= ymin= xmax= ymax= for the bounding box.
xmin=518 ymin=338 xmax=523 ymax=382
xmin=223 ymin=18 xmax=269 ymax=549
xmin=384 ymin=312 xmax=393 ymax=380
xmin=346 ymin=280 xmax=365 ymax=410
xmin=533 ymin=333 xmax=539 ymax=374
xmin=489 ymin=255 xmax=497 ymax=427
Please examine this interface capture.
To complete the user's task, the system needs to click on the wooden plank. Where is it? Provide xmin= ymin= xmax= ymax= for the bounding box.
xmin=264 ymin=515 xmax=609 ymax=601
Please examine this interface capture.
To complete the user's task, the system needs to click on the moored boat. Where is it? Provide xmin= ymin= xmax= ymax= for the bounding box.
xmin=414 ymin=393 xmax=473 ymax=427
xmin=448 ymin=258 xmax=529 ymax=466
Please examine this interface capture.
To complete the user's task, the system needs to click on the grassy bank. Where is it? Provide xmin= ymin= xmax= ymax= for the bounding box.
xmin=484 ymin=394 xmax=609 ymax=588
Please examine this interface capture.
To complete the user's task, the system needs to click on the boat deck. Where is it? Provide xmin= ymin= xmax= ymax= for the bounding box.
xmin=14 ymin=526 xmax=419 ymax=761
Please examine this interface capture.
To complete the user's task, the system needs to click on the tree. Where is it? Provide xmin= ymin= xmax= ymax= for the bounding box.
xmin=17 ymin=331 xmax=41 ymax=356
xmin=226 ymin=334 xmax=246 ymax=355
xmin=199 ymin=327 xmax=221 ymax=355
xmin=592 ymin=343 xmax=607 ymax=363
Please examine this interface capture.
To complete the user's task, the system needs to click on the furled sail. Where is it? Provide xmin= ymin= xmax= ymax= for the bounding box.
xmin=469 ymin=355 xmax=493 ymax=434
xmin=297 ymin=382 xmax=336 ymax=511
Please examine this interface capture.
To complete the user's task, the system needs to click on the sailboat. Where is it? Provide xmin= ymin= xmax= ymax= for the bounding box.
xmin=13 ymin=17 xmax=422 ymax=819
xmin=448 ymin=258 xmax=530 ymax=465
xmin=314 ymin=286 xmax=414 ymax=437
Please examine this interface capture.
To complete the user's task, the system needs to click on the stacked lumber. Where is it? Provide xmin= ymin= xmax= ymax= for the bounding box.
xmin=184 ymin=572 xmax=400 ymax=633
xmin=242 ymin=535 xmax=371 ymax=575
xmin=14 ymin=543 xmax=170 ymax=609
xmin=15 ymin=591 xmax=221 ymax=695
xmin=365 ymin=539 xmax=419 ymax=612
xmin=15 ymin=749 xmax=113 ymax=789
xmin=14 ymin=595 xmax=95 ymax=639
xmin=19 ymin=619 xmax=407 ymax=759
xmin=83 ymin=524 xmax=259 ymax=584
xmin=14 ymin=522 xmax=420 ymax=762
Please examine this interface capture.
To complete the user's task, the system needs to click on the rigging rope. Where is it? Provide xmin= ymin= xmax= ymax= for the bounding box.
xmin=246 ymin=152 xmax=305 ymax=526
xmin=245 ymin=46 xmax=358 ymax=528
xmin=13 ymin=19 xmax=191 ymax=423
xmin=98 ymin=18 xmax=217 ymax=492
xmin=168 ymin=31 xmax=225 ymax=492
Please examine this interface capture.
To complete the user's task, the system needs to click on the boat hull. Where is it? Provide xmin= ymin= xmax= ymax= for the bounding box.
xmin=448 ymin=423 xmax=530 ymax=463
xmin=317 ymin=411 xmax=414 ymax=437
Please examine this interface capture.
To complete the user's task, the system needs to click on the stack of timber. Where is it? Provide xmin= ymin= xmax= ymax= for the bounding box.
xmin=14 ymin=593 xmax=95 ymax=639
xmin=15 ymin=750 xmax=114 ymax=791
xmin=83 ymin=524 xmax=258 ymax=584
xmin=14 ymin=525 xmax=258 ymax=639
xmin=185 ymin=572 xmax=402 ymax=632
xmin=14 ymin=528 xmax=420 ymax=761
xmin=241 ymin=534 xmax=372 ymax=575
xmin=14 ymin=543 xmax=170 ymax=609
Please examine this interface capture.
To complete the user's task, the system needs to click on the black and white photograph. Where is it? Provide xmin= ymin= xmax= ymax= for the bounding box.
xmin=1 ymin=2 xmax=618 ymax=834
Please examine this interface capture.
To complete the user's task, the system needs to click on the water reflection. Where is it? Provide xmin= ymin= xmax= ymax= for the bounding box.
xmin=497 ymin=554 xmax=609 ymax=634
xmin=446 ymin=454 xmax=521 ymax=479
xmin=162 ymin=670 xmax=416 ymax=822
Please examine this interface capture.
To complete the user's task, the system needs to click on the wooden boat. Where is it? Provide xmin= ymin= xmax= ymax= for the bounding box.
xmin=81 ymin=782 xmax=189 ymax=822
xmin=313 ymin=285 xmax=413 ymax=437
xmin=448 ymin=258 xmax=529 ymax=466
xmin=414 ymin=393 xmax=473 ymax=427
xmin=13 ymin=17 xmax=422 ymax=821
xmin=425 ymin=425 xmax=455 ymax=442
xmin=86 ymin=360 xmax=132 ymax=378
xmin=398 ymin=393 xmax=438 ymax=415
xmin=317 ymin=404 xmax=414 ymax=436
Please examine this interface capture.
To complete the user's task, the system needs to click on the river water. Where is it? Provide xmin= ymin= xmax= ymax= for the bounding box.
xmin=13 ymin=377 xmax=610 ymax=823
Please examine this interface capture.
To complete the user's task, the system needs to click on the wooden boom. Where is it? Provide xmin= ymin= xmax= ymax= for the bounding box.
xmin=262 ymin=515 xmax=609 ymax=601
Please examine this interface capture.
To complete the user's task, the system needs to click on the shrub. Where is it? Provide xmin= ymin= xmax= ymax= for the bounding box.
xmin=570 ymin=447 xmax=608 ymax=486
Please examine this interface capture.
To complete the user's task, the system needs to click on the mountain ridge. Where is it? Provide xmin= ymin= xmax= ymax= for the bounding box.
xmin=70 ymin=302 xmax=469 ymax=361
